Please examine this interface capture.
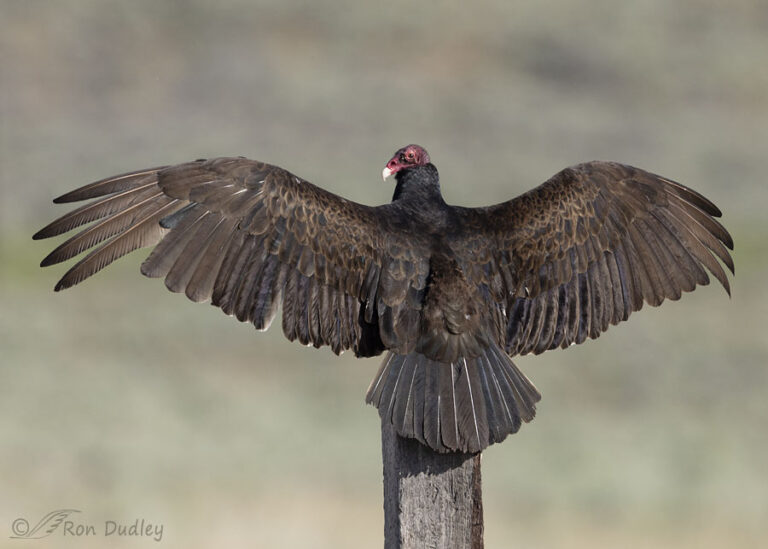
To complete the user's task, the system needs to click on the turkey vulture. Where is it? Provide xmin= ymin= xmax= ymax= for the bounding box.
xmin=35 ymin=145 xmax=734 ymax=453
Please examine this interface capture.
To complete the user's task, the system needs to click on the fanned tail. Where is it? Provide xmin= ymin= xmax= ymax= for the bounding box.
xmin=366 ymin=344 xmax=540 ymax=453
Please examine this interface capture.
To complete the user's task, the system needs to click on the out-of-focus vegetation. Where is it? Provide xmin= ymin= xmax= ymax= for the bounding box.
xmin=1 ymin=1 xmax=766 ymax=547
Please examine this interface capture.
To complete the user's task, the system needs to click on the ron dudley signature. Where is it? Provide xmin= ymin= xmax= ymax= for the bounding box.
xmin=10 ymin=510 xmax=164 ymax=542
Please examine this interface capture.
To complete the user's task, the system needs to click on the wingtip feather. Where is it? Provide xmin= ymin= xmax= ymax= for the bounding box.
xmin=32 ymin=228 xmax=48 ymax=240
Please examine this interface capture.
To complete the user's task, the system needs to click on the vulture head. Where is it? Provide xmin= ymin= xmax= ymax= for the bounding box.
xmin=382 ymin=144 xmax=431 ymax=181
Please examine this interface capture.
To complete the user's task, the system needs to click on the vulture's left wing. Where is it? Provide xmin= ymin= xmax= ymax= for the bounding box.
xmin=454 ymin=161 xmax=734 ymax=356
xmin=35 ymin=157 xmax=431 ymax=356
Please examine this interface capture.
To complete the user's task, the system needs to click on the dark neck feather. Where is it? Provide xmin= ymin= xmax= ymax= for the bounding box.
xmin=392 ymin=164 xmax=444 ymax=204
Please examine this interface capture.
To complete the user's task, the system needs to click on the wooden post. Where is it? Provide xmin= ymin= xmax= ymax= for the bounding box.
xmin=381 ymin=421 xmax=483 ymax=549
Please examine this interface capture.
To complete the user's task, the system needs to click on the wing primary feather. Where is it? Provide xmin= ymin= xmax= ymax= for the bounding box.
xmin=159 ymin=202 xmax=199 ymax=229
xmin=41 ymin=190 xmax=169 ymax=267
xmin=648 ymin=211 xmax=708 ymax=288
xmin=141 ymin=205 xmax=209 ymax=278
xmin=635 ymin=218 xmax=682 ymax=301
xmin=666 ymin=195 xmax=733 ymax=251
xmin=655 ymin=210 xmax=731 ymax=294
xmin=656 ymin=175 xmax=724 ymax=218
xmin=52 ymin=169 xmax=164 ymax=203
xmin=163 ymin=212 xmax=220 ymax=294
xmin=34 ymin=182 xmax=159 ymax=239
xmin=627 ymin=224 xmax=666 ymax=306
xmin=184 ymin=217 xmax=239 ymax=302
xmin=53 ymin=198 xmax=181 ymax=291
xmin=664 ymin=202 xmax=735 ymax=273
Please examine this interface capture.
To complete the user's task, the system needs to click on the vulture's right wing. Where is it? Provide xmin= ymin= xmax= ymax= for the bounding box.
xmin=34 ymin=157 xmax=431 ymax=356
xmin=455 ymin=161 xmax=734 ymax=356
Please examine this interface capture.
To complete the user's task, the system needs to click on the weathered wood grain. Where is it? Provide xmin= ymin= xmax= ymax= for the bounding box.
xmin=381 ymin=421 xmax=483 ymax=549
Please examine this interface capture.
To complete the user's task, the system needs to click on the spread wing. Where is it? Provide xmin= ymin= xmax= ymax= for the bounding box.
xmin=455 ymin=161 xmax=734 ymax=356
xmin=34 ymin=157 xmax=431 ymax=356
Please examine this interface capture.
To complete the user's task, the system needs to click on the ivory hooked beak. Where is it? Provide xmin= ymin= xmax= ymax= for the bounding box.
xmin=382 ymin=167 xmax=393 ymax=181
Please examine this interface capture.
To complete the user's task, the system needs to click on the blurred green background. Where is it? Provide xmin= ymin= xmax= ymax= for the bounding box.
xmin=1 ymin=1 xmax=766 ymax=547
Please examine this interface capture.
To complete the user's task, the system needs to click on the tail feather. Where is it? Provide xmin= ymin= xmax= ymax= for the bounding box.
xmin=476 ymin=352 xmax=514 ymax=442
xmin=409 ymin=358 xmax=426 ymax=445
xmin=423 ymin=360 xmax=440 ymax=450
xmin=392 ymin=354 xmax=417 ymax=436
xmin=366 ymin=345 xmax=541 ymax=453
xmin=438 ymin=361 xmax=459 ymax=451
xmin=456 ymin=358 xmax=489 ymax=452
xmin=490 ymin=345 xmax=539 ymax=420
